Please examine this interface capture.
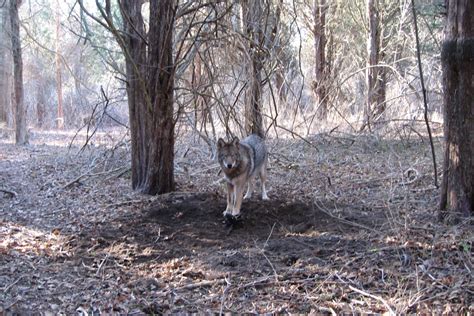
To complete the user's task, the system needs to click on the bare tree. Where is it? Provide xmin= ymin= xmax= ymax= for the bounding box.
xmin=0 ymin=0 xmax=13 ymax=126
xmin=122 ymin=1 xmax=176 ymax=194
xmin=78 ymin=1 xmax=177 ymax=194
xmin=439 ymin=0 xmax=474 ymax=221
xmin=242 ymin=0 xmax=265 ymax=138
xmin=365 ymin=0 xmax=386 ymax=131
xmin=241 ymin=0 xmax=281 ymax=138
xmin=312 ymin=0 xmax=328 ymax=119
xmin=10 ymin=0 xmax=27 ymax=144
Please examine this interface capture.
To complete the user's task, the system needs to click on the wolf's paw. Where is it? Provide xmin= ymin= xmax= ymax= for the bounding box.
xmin=222 ymin=210 xmax=232 ymax=217
xmin=262 ymin=194 xmax=269 ymax=200
xmin=224 ymin=213 xmax=241 ymax=227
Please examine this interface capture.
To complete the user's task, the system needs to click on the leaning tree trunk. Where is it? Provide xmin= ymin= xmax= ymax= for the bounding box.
xmin=365 ymin=0 xmax=386 ymax=131
xmin=10 ymin=0 xmax=27 ymax=144
xmin=439 ymin=0 xmax=474 ymax=221
xmin=120 ymin=0 xmax=176 ymax=195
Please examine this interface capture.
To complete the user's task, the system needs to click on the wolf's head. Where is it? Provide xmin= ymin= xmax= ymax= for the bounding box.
xmin=217 ymin=137 xmax=240 ymax=170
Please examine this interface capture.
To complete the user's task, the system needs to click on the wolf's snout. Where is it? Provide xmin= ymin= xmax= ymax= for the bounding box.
xmin=226 ymin=163 xmax=233 ymax=169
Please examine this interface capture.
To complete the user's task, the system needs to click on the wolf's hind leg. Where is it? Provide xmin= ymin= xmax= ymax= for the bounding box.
xmin=244 ymin=178 xmax=254 ymax=199
xmin=260 ymin=163 xmax=269 ymax=200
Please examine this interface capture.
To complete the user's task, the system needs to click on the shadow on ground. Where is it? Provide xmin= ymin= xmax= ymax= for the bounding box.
xmin=77 ymin=193 xmax=377 ymax=277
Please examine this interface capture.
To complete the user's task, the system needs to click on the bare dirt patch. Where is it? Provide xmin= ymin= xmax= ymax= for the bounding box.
xmin=1 ymin=129 xmax=472 ymax=314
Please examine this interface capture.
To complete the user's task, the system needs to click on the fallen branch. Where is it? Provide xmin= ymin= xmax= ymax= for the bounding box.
xmin=219 ymin=276 xmax=232 ymax=315
xmin=62 ymin=166 xmax=128 ymax=189
xmin=349 ymin=285 xmax=395 ymax=316
xmin=154 ymin=279 xmax=227 ymax=298
xmin=62 ymin=172 xmax=89 ymax=189
xmin=314 ymin=202 xmax=381 ymax=234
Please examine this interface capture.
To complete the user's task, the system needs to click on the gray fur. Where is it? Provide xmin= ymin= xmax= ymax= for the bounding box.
xmin=240 ymin=134 xmax=267 ymax=176
xmin=216 ymin=134 xmax=269 ymax=217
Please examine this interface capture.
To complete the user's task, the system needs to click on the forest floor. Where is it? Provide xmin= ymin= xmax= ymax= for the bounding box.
xmin=0 ymin=126 xmax=472 ymax=314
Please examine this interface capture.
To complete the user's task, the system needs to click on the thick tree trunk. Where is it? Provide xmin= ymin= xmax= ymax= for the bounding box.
xmin=0 ymin=1 xmax=13 ymax=126
xmin=120 ymin=0 xmax=176 ymax=195
xmin=313 ymin=0 xmax=328 ymax=119
xmin=439 ymin=0 xmax=474 ymax=221
xmin=10 ymin=0 xmax=27 ymax=144
xmin=243 ymin=0 xmax=265 ymax=138
xmin=365 ymin=0 xmax=386 ymax=130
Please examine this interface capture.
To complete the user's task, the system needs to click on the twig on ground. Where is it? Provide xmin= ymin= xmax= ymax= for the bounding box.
xmin=155 ymin=279 xmax=227 ymax=298
xmin=263 ymin=222 xmax=276 ymax=250
xmin=314 ymin=201 xmax=381 ymax=234
xmin=105 ymin=166 xmax=130 ymax=180
xmin=62 ymin=172 xmax=90 ymax=189
xmin=62 ymin=166 xmax=128 ymax=189
xmin=313 ymin=305 xmax=337 ymax=316
xmin=189 ymin=164 xmax=221 ymax=176
xmin=348 ymin=285 xmax=395 ymax=315
xmin=3 ymin=275 xmax=25 ymax=294
xmin=96 ymin=242 xmax=115 ymax=277
xmin=259 ymin=223 xmax=279 ymax=281
xmin=0 ymin=188 xmax=17 ymax=198
xmin=219 ymin=275 xmax=232 ymax=315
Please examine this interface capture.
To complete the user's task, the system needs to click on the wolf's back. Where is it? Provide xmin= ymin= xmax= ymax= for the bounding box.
xmin=241 ymin=134 xmax=267 ymax=173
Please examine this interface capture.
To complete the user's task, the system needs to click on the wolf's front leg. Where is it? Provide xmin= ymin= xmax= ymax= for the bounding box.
xmin=223 ymin=182 xmax=234 ymax=216
xmin=232 ymin=181 xmax=245 ymax=217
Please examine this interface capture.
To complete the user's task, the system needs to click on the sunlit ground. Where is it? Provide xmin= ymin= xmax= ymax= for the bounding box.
xmin=0 ymin=122 xmax=470 ymax=314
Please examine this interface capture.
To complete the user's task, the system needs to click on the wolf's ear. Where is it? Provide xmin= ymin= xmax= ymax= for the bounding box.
xmin=232 ymin=137 xmax=240 ymax=146
xmin=217 ymin=138 xmax=225 ymax=149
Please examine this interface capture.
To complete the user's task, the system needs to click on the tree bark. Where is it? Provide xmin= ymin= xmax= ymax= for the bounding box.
xmin=313 ymin=0 xmax=328 ymax=119
xmin=243 ymin=0 xmax=265 ymax=138
xmin=439 ymin=0 xmax=474 ymax=221
xmin=365 ymin=0 xmax=386 ymax=130
xmin=0 ymin=1 xmax=13 ymax=126
xmin=10 ymin=0 xmax=27 ymax=144
xmin=273 ymin=0 xmax=288 ymax=108
xmin=119 ymin=0 xmax=176 ymax=195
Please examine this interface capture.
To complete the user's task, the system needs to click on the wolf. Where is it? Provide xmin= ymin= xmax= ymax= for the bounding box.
xmin=217 ymin=134 xmax=269 ymax=220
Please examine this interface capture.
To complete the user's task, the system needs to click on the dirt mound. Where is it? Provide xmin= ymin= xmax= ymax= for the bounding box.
xmin=146 ymin=192 xmax=334 ymax=239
